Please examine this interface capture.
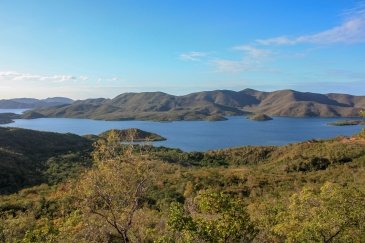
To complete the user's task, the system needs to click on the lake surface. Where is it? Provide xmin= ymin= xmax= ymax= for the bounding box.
xmin=0 ymin=109 xmax=363 ymax=151
xmin=0 ymin=109 xmax=29 ymax=114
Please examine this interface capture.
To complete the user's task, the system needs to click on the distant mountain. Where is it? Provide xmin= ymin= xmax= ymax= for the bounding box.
xmin=0 ymin=97 xmax=73 ymax=109
xmin=21 ymin=89 xmax=365 ymax=121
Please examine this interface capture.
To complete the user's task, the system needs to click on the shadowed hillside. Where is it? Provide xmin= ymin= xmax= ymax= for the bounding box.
xmin=0 ymin=127 xmax=92 ymax=194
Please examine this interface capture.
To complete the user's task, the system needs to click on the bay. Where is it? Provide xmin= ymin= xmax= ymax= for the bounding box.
xmin=0 ymin=109 xmax=363 ymax=151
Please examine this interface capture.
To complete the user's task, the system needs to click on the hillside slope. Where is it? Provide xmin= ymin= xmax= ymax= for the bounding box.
xmin=21 ymin=89 xmax=365 ymax=121
xmin=0 ymin=127 xmax=92 ymax=194
xmin=0 ymin=97 xmax=73 ymax=109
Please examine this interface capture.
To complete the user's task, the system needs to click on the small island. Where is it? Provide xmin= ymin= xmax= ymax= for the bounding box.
xmin=99 ymin=128 xmax=166 ymax=142
xmin=206 ymin=115 xmax=227 ymax=121
xmin=0 ymin=113 xmax=21 ymax=124
xmin=328 ymin=120 xmax=365 ymax=126
xmin=248 ymin=113 xmax=273 ymax=121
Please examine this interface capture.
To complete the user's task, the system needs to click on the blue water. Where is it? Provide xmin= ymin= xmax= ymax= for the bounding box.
xmin=0 ymin=109 xmax=28 ymax=114
xmin=0 ymin=109 xmax=363 ymax=151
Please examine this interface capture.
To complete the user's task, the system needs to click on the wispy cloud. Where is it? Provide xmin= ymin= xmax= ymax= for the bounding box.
xmin=257 ymin=3 xmax=365 ymax=45
xmin=179 ymin=51 xmax=208 ymax=61
xmin=233 ymin=45 xmax=272 ymax=60
xmin=212 ymin=59 xmax=254 ymax=72
xmin=212 ymin=45 xmax=273 ymax=72
xmin=0 ymin=71 xmax=87 ymax=83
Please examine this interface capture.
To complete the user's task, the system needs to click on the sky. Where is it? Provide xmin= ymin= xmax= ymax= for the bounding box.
xmin=0 ymin=0 xmax=365 ymax=99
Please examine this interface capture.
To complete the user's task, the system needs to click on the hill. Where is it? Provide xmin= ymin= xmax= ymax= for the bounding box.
xmin=0 ymin=97 xmax=73 ymax=109
xmin=21 ymin=89 xmax=365 ymax=121
xmin=248 ymin=113 xmax=273 ymax=121
xmin=0 ymin=113 xmax=20 ymax=124
xmin=99 ymin=128 xmax=166 ymax=142
xmin=1 ymin=129 xmax=365 ymax=241
xmin=0 ymin=127 xmax=92 ymax=194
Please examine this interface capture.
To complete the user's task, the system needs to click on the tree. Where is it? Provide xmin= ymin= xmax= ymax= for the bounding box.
xmin=360 ymin=110 xmax=365 ymax=118
xmin=273 ymin=182 xmax=365 ymax=242
xmin=168 ymin=190 xmax=257 ymax=242
xmin=359 ymin=110 xmax=365 ymax=138
xmin=77 ymin=130 xmax=157 ymax=242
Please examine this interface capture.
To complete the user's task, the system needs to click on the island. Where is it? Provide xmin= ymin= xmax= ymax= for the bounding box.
xmin=0 ymin=113 xmax=21 ymax=124
xmin=248 ymin=113 xmax=273 ymax=121
xmin=328 ymin=120 xmax=365 ymax=126
xmin=99 ymin=128 xmax=166 ymax=142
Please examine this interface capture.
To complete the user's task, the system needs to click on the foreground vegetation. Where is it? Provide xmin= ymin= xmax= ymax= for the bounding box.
xmin=1 ymin=125 xmax=365 ymax=242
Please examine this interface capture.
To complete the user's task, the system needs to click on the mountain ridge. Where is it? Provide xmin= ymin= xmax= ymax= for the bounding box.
xmin=0 ymin=97 xmax=74 ymax=109
xmin=20 ymin=89 xmax=365 ymax=121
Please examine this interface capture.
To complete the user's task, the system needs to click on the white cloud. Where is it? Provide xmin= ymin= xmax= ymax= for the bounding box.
xmin=257 ymin=4 xmax=365 ymax=45
xmin=79 ymin=76 xmax=89 ymax=81
xmin=0 ymin=71 xmax=87 ymax=83
xmin=212 ymin=59 xmax=254 ymax=72
xmin=233 ymin=45 xmax=272 ymax=60
xmin=212 ymin=45 xmax=273 ymax=73
xmin=179 ymin=51 xmax=208 ymax=61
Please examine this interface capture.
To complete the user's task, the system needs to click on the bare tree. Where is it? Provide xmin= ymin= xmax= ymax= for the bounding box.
xmin=78 ymin=130 xmax=157 ymax=242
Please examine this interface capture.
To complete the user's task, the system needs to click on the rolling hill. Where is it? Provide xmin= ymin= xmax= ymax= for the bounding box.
xmin=21 ymin=89 xmax=365 ymax=121
xmin=0 ymin=97 xmax=74 ymax=109
xmin=0 ymin=127 xmax=92 ymax=194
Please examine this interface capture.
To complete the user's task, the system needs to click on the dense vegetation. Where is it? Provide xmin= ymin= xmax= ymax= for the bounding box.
xmin=1 ymin=125 xmax=365 ymax=242
xmin=21 ymin=89 xmax=365 ymax=121
xmin=0 ymin=127 xmax=92 ymax=194
xmin=99 ymin=128 xmax=166 ymax=142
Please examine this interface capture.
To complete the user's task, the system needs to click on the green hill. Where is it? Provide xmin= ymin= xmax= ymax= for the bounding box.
xmin=99 ymin=128 xmax=166 ymax=141
xmin=0 ymin=127 xmax=365 ymax=242
xmin=0 ymin=127 xmax=92 ymax=194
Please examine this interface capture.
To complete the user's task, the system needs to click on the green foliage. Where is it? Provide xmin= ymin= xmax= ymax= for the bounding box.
xmin=77 ymin=130 xmax=160 ymax=242
xmin=44 ymin=152 xmax=92 ymax=185
xmin=99 ymin=128 xmax=166 ymax=142
xmin=360 ymin=110 xmax=365 ymax=118
xmin=22 ymin=220 xmax=59 ymax=243
xmin=168 ymin=190 xmax=257 ymax=242
xmin=0 ymin=127 xmax=92 ymax=194
xmin=273 ymin=182 xmax=365 ymax=242
xmin=359 ymin=128 xmax=365 ymax=138
xmin=1 ymin=127 xmax=365 ymax=242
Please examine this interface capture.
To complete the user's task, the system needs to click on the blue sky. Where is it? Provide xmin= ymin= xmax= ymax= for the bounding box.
xmin=0 ymin=0 xmax=364 ymax=99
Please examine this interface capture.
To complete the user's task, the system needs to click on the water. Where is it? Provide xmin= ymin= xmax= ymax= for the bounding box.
xmin=0 ymin=109 xmax=28 ymax=114
xmin=0 ymin=109 xmax=363 ymax=151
